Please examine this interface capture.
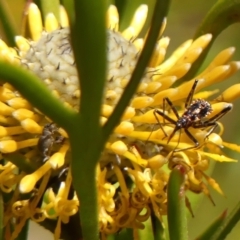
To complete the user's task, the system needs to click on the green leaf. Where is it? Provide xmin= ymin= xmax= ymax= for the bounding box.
xmin=195 ymin=210 xmax=227 ymax=240
xmin=151 ymin=211 xmax=166 ymax=240
xmin=0 ymin=0 xmax=17 ymax=46
xmin=210 ymin=201 xmax=240 ymax=240
xmin=181 ymin=0 xmax=240 ymax=82
xmin=167 ymin=166 xmax=188 ymax=240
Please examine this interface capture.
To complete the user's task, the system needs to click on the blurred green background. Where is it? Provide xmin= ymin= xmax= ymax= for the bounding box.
xmin=1 ymin=0 xmax=240 ymax=239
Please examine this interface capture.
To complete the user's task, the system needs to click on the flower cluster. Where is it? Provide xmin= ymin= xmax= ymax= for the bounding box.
xmin=0 ymin=3 xmax=240 ymax=239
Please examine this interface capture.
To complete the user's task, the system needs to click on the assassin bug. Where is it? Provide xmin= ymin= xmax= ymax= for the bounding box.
xmin=153 ymin=79 xmax=232 ymax=152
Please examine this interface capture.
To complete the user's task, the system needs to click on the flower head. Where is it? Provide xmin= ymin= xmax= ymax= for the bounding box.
xmin=0 ymin=2 xmax=240 ymax=239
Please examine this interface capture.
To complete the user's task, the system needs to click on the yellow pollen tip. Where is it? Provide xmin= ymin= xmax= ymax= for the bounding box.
xmin=0 ymin=140 xmax=17 ymax=153
xmin=114 ymin=121 xmax=134 ymax=135
xmin=131 ymin=96 xmax=154 ymax=109
xmin=48 ymin=142 xmax=69 ymax=169
xmin=122 ymin=4 xmax=148 ymax=39
xmin=207 ymin=133 xmax=223 ymax=146
xmin=19 ymin=162 xmax=52 ymax=193
xmin=122 ymin=107 xmax=135 ymax=120
xmin=0 ymin=126 xmax=25 ymax=137
xmin=59 ymin=5 xmax=69 ymax=27
xmin=20 ymin=118 xmax=42 ymax=133
xmin=214 ymin=83 xmax=240 ymax=102
xmin=7 ymin=98 xmax=32 ymax=109
xmin=110 ymin=141 xmax=128 ymax=155
xmin=45 ymin=13 xmax=59 ymax=32
xmin=147 ymin=155 xmax=168 ymax=169
xmin=12 ymin=108 xmax=39 ymax=121
xmin=190 ymin=34 xmax=212 ymax=49
xmin=107 ymin=5 xmax=119 ymax=30
xmin=28 ymin=3 xmax=43 ymax=41
xmin=15 ymin=36 xmax=30 ymax=52
xmin=0 ymin=102 xmax=14 ymax=115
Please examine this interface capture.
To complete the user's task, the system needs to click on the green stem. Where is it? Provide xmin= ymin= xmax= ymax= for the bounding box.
xmin=151 ymin=211 xmax=166 ymax=240
xmin=167 ymin=166 xmax=188 ymax=240
xmin=103 ymin=0 xmax=171 ymax=141
xmin=69 ymin=0 xmax=106 ymax=239
xmin=69 ymin=119 xmax=101 ymax=240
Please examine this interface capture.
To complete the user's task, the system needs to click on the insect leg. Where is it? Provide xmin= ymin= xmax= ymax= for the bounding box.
xmin=153 ymin=109 xmax=176 ymax=138
xmin=164 ymin=97 xmax=180 ymax=119
xmin=185 ymin=79 xmax=199 ymax=108
xmin=173 ymin=128 xmax=199 ymax=152
xmin=202 ymin=103 xmax=232 ymax=123
xmin=193 ymin=103 xmax=232 ymax=138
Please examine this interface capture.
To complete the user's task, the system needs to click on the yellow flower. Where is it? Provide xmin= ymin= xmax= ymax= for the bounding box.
xmin=0 ymin=2 xmax=240 ymax=239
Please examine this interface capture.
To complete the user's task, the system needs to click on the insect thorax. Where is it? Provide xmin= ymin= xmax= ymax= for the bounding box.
xmin=180 ymin=99 xmax=212 ymax=126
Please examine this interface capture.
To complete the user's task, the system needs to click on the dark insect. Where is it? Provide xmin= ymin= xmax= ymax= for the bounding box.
xmin=38 ymin=123 xmax=65 ymax=162
xmin=154 ymin=79 xmax=232 ymax=152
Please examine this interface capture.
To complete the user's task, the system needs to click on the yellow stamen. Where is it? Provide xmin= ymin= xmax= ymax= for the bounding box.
xmin=7 ymin=98 xmax=32 ymax=109
xmin=214 ymin=83 xmax=240 ymax=102
xmin=131 ymin=96 xmax=154 ymax=108
xmin=0 ymin=126 xmax=25 ymax=137
xmin=122 ymin=5 xmax=148 ymax=39
xmin=12 ymin=108 xmax=40 ymax=121
xmin=147 ymin=155 xmax=168 ymax=169
xmin=114 ymin=121 xmax=134 ymax=135
xmin=157 ymin=39 xmax=192 ymax=72
xmin=45 ymin=13 xmax=59 ymax=32
xmin=21 ymin=118 xmax=42 ymax=133
xmin=59 ymin=5 xmax=69 ymax=27
xmin=15 ymin=36 xmax=30 ymax=52
xmin=106 ymin=5 xmax=119 ymax=30
xmin=19 ymin=162 xmax=52 ymax=193
xmin=113 ymin=165 xmax=129 ymax=199
xmin=199 ymin=150 xmax=237 ymax=162
xmin=28 ymin=3 xmax=43 ymax=41
xmin=201 ymin=47 xmax=235 ymax=74
xmin=0 ymin=86 xmax=16 ymax=101
xmin=48 ymin=142 xmax=69 ymax=169
xmin=110 ymin=141 xmax=128 ymax=155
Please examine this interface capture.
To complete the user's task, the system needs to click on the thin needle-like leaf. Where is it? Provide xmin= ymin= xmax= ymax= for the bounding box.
xmin=103 ymin=0 xmax=171 ymax=141
xmin=181 ymin=0 xmax=240 ymax=82
xmin=167 ymin=166 xmax=188 ymax=240
xmin=211 ymin=201 xmax=240 ymax=240
xmin=0 ymin=0 xmax=17 ymax=46
xmin=0 ymin=61 xmax=76 ymax=128
xmin=195 ymin=210 xmax=227 ymax=240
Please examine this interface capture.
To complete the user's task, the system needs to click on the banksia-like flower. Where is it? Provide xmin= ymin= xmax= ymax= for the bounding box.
xmin=0 ymin=2 xmax=240 ymax=240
